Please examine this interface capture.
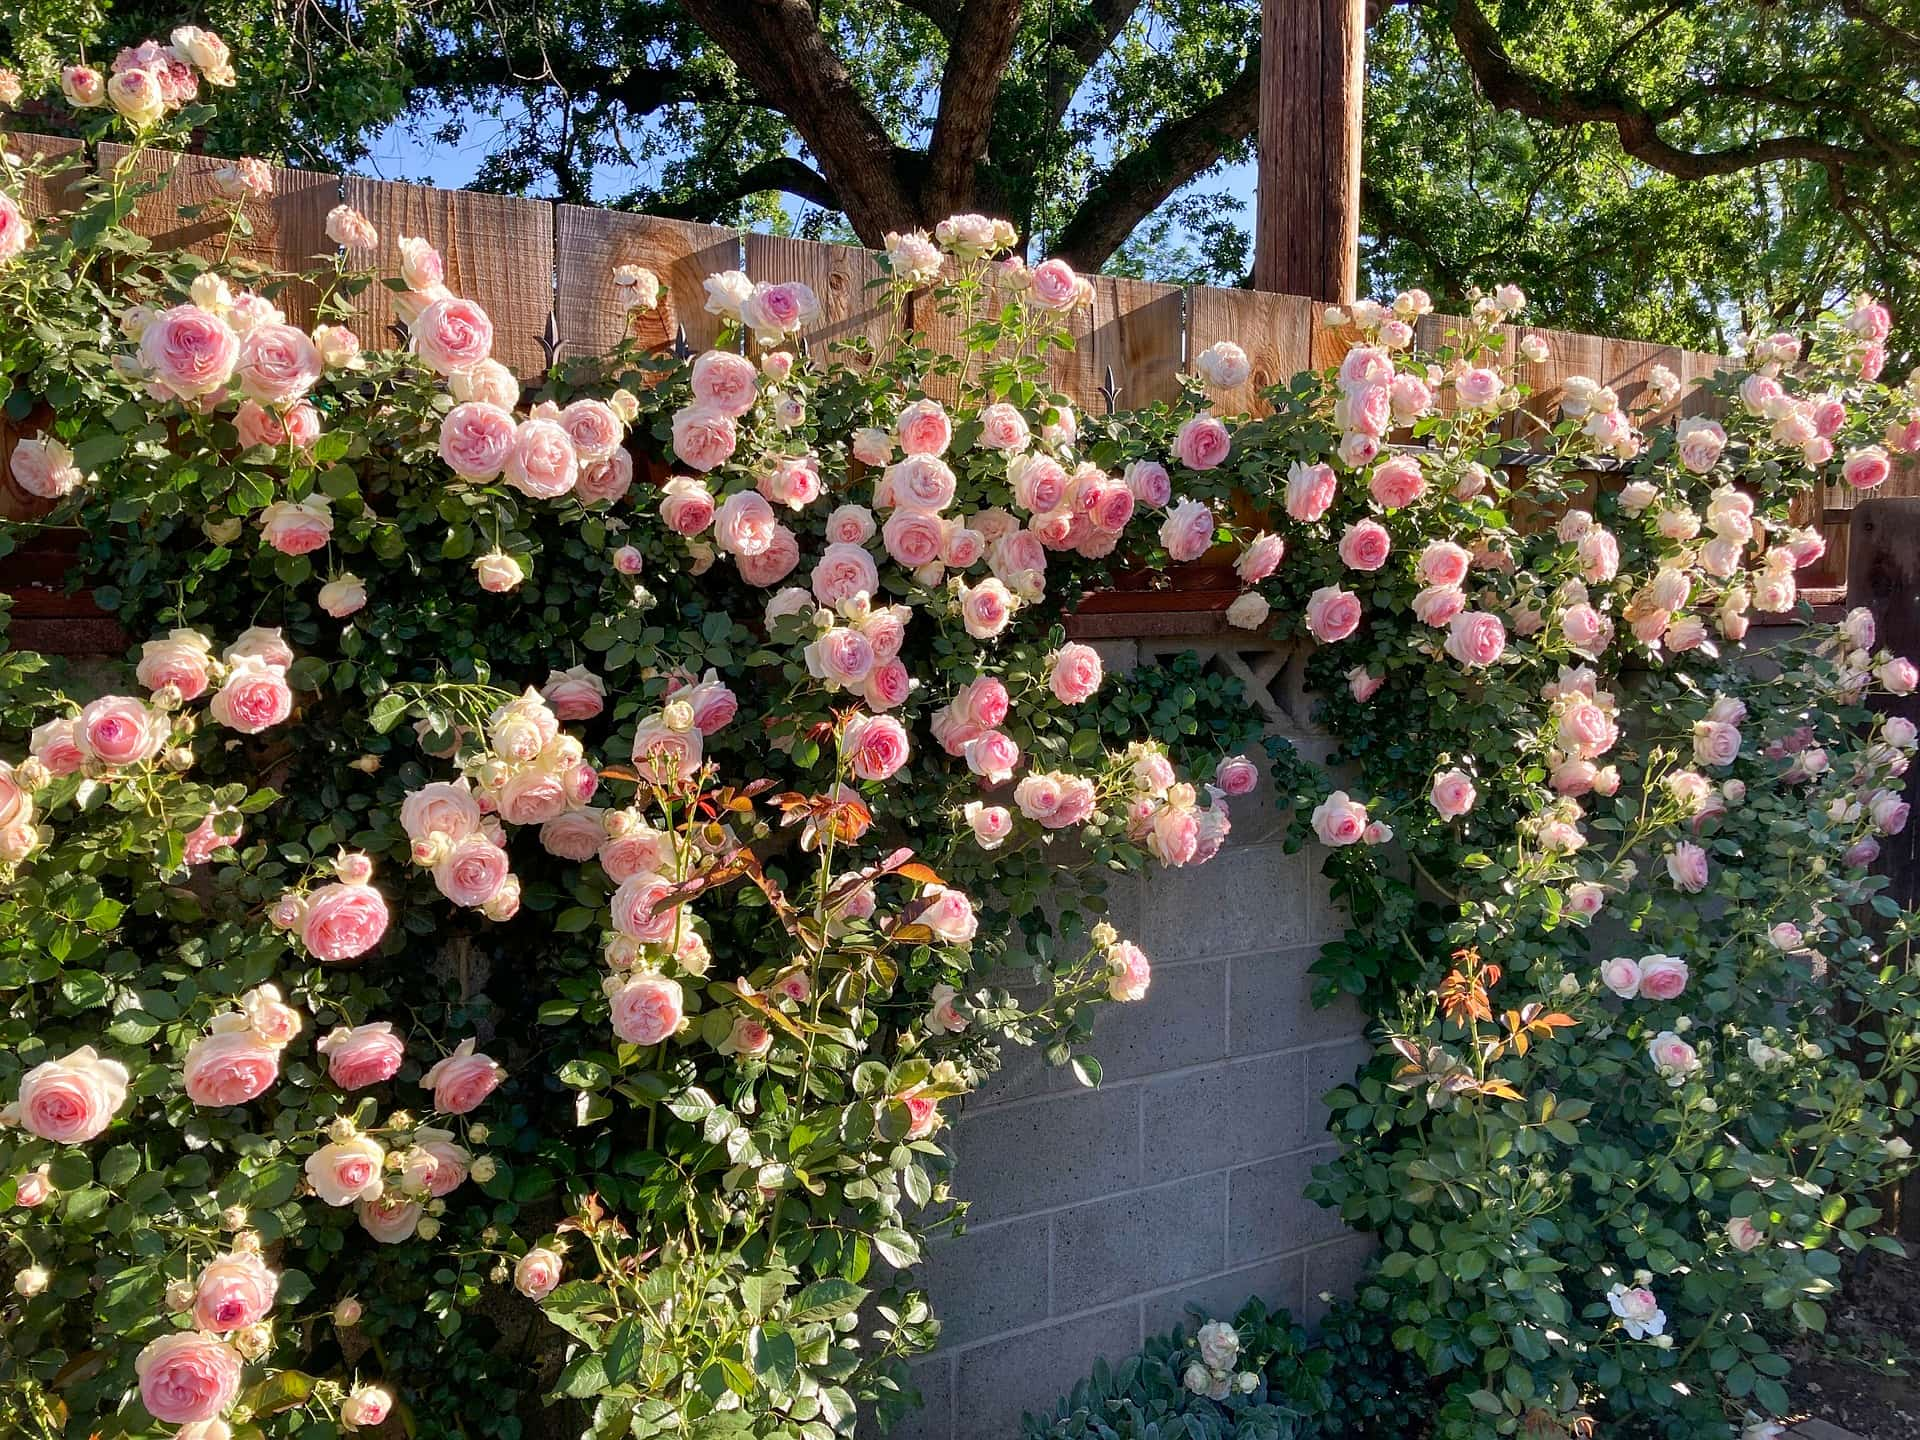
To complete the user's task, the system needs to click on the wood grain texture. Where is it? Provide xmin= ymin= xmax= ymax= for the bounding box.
xmin=555 ymin=205 xmax=736 ymax=361
xmin=11 ymin=133 xmax=89 ymax=220
xmin=99 ymin=143 xmax=340 ymax=326
xmin=905 ymin=264 xmax=1018 ymax=404
xmin=342 ymin=176 xmax=554 ymax=376
xmin=1187 ymin=286 xmax=1313 ymax=417
xmin=1048 ymin=276 xmax=1185 ymax=414
xmin=1255 ymin=0 xmax=1364 ymax=302
xmin=743 ymin=233 xmax=892 ymax=363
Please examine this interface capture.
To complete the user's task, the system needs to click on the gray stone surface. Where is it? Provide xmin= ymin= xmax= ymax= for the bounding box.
xmin=926 ymin=731 xmax=1373 ymax=1438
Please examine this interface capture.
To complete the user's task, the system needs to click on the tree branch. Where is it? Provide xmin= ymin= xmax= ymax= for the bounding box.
xmin=1448 ymin=0 xmax=1881 ymax=180
xmin=927 ymin=0 xmax=1026 ymax=214
xmin=650 ymin=155 xmax=841 ymax=220
xmin=1043 ymin=0 xmax=1146 ymax=123
xmin=1048 ymin=41 xmax=1260 ymax=271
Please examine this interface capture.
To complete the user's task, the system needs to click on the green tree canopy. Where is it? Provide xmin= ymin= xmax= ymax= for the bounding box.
xmin=6 ymin=0 xmax=1915 ymax=353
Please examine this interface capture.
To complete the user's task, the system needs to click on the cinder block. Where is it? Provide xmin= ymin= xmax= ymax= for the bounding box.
xmin=1142 ymin=1053 xmax=1314 ymax=1184
xmin=1228 ymin=1147 xmax=1351 ymax=1264
xmin=924 ymin=1217 xmax=1052 ymax=1348
xmin=1080 ymin=957 xmax=1227 ymax=1082
xmin=1301 ymin=1037 xmax=1373 ymax=1140
xmin=866 ymin=1354 xmax=953 ymax=1440
xmin=1139 ymin=844 xmax=1332 ymax=961
xmin=1050 ymin=1173 xmax=1228 ymax=1314
xmin=951 ymin=1302 xmax=1140 ymax=1440
xmin=1300 ymin=1235 xmax=1376 ymax=1328
xmin=1789 ymin=1421 xmax=1870 ymax=1440
xmin=968 ymin=1024 xmax=1057 ymax=1108
xmin=1139 ymin=1252 xmax=1305 ymax=1338
xmin=1226 ymin=946 xmax=1361 ymax=1056
xmin=952 ymin=1085 xmax=1141 ymax=1224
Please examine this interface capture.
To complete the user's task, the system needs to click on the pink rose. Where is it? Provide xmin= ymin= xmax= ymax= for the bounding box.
xmin=1677 ymin=418 xmax=1726 ymax=474
xmin=1879 ymin=657 xmax=1919 ymax=695
xmin=1029 ymin=257 xmax=1081 ymax=311
xmin=1126 ymin=460 xmax=1172 ymax=508
xmin=412 ymin=296 xmax=494 ymax=375
xmin=515 ymin=1248 xmax=564 ymax=1300
xmin=630 ymin=713 xmax=702 ymax=784
xmin=343 ymin=1385 xmax=396 ymax=1431
xmin=843 ymin=713 xmax=911 ymax=781
xmin=542 ymin=666 xmax=605 ymax=721
xmin=861 ymin=658 xmax=912 ymax=711
xmin=672 ymin=404 xmax=738 ymax=472
xmin=1649 ymin=1032 xmax=1700 ymax=1083
xmin=317 ymin=1022 xmax=405 ymax=1090
xmin=357 ymin=1194 xmax=422 ymax=1243
xmin=1348 ymin=667 xmax=1382 ymax=701
xmin=504 ymin=418 xmax=579 ymax=499
xmin=611 ymin=975 xmax=684 ymax=1045
xmin=738 ymin=524 xmax=800 ymax=586
xmin=964 ymin=729 xmax=1022 ymax=784
xmin=1310 ymin=791 xmax=1369 ymax=846
xmin=1412 ymin=584 xmax=1464 ymax=627
xmin=209 ymin=657 xmax=293 ymax=734
xmin=496 ymin=767 xmax=569 ymax=826
xmin=661 ymin=477 xmax=717 ymax=536
xmin=1046 ymin=642 xmax=1104 ymax=704
xmin=1305 ymin=586 xmax=1362 ymax=643
xmin=1444 ymin=611 xmax=1507 ymax=668
xmin=883 ymin=510 xmax=948 ymax=568
xmin=78 ymin=694 xmax=164 ymax=767
xmin=1106 ymin=941 xmax=1152 ymax=1002
xmin=16 ymin=1046 xmax=130 ymax=1143
xmin=685 ymin=672 xmax=739 ymax=734
xmin=1599 ymin=955 xmax=1642 ymax=997
xmin=1455 ymin=367 xmax=1502 ymax=408
xmin=1417 ymin=541 xmax=1471 ymax=588
xmin=140 ymin=305 xmax=240 ymax=399
xmin=1338 ymin=518 xmax=1391 ymax=571
xmin=612 ymin=872 xmax=681 ymax=943
xmin=300 ymin=882 xmax=390 ymax=962
xmin=980 ymin=403 xmax=1030 ymax=452
xmin=1429 ymin=768 xmax=1476 ymax=818
xmin=434 ymin=835 xmax=510 ymax=907
xmin=758 ymin=455 xmax=823 ymax=511
xmin=14 ymin=1166 xmax=51 ymax=1208
xmin=888 ymin=454 xmax=958 ymax=513
xmin=136 ymin=1332 xmax=243 ymax=1424
xmin=919 ymin=885 xmax=980 ymax=942
xmin=258 ymin=497 xmax=333 ymax=556
xmin=31 ymin=719 xmax=83 ymax=776
xmin=960 ymin=578 xmax=1015 ymax=638
xmin=7 ymin=437 xmax=81 ymax=499
xmin=576 ymin=450 xmax=634 ymax=505
xmin=439 ymin=403 xmax=517 ymax=480
xmin=1666 ymin=842 xmax=1710 ymax=893
xmin=1160 ymin=498 xmax=1215 ymax=562
xmin=1215 ymin=754 xmax=1259 ymax=796
xmin=539 ymin=810 xmax=606 ymax=861
xmin=897 ymin=398 xmax=952 ymax=457
xmin=691 ymin=350 xmax=761 ymax=417
xmin=193 ymin=1251 xmax=278 ymax=1332
xmin=714 ymin=490 xmax=778 ymax=556
xmin=805 ymin=627 xmax=877 ymax=690
xmin=1172 ymin=415 xmax=1231 ymax=471
xmin=1844 ymin=446 xmax=1892 ymax=491
xmin=421 ymin=1039 xmax=504 ymax=1114
xmin=183 ymin=1023 xmax=281 ymax=1107
xmin=1637 ymin=954 xmax=1689 ymax=1001
xmin=401 ymin=780 xmax=481 ymax=841
xmin=825 ymin=503 xmax=876 ymax=545
xmin=1369 ymin=455 xmax=1425 ymax=510
xmin=1285 ymin=461 xmax=1337 ymax=522
xmin=1235 ymin=532 xmax=1284 ymax=584
xmin=235 ymin=323 xmax=321 ymax=403
xmin=137 ymin=630 xmax=215 ymax=700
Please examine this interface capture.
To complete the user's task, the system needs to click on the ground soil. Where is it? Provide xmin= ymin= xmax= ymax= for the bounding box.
xmin=1786 ymin=1246 xmax=1920 ymax=1439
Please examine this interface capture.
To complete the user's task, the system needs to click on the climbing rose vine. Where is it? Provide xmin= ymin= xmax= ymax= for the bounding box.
xmin=3 ymin=30 xmax=1920 ymax=1440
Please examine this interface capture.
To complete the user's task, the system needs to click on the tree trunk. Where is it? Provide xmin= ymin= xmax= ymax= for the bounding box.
xmin=1254 ymin=0 xmax=1364 ymax=303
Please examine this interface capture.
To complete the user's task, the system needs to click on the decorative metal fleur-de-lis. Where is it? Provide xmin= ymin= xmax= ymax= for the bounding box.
xmin=537 ymin=311 xmax=565 ymax=371
xmin=1099 ymin=364 xmax=1122 ymax=416
xmin=387 ymin=321 xmax=410 ymax=347
xmin=797 ymin=335 xmax=811 ymax=363
xmin=671 ymin=324 xmax=692 ymax=360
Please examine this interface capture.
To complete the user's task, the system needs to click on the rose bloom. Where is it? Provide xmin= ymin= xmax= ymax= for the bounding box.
xmin=1567 ymin=882 xmax=1606 ymax=918
xmin=960 ymin=578 xmax=1015 ymax=639
xmin=978 ymin=402 xmax=1030 ymax=452
xmin=515 ymin=1248 xmax=565 ymax=1300
xmin=1429 ymin=768 xmax=1476 ymax=818
xmin=1193 ymin=340 xmax=1251 ymax=390
xmin=316 ymin=1022 xmax=405 ymax=1090
xmin=896 ymin=397 xmax=952 ymax=457
xmin=1599 ymin=954 xmax=1642 ymax=998
xmin=1311 ymin=791 xmax=1369 ymax=847
xmin=1726 ymin=1216 xmax=1765 ymax=1253
xmin=965 ymin=801 xmax=1013 ymax=850
xmin=656 ymin=476 xmax=716 ymax=536
xmin=209 ymin=657 xmax=293 ymax=735
xmin=690 ymin=349 xmax=760 ymax=417
xmin=422 ymin=1039 xmax=504 ymax=1114
xmin=919 ymin=884 xmax=980 ymax=942
xmin=411 ymin=296 xmax=494 ymax=375
xmin=1410 ymin=584 xmax=1463 ymax=628
xmin=611 ymin=975 xmax=685 ymax=1046
xmin=737 ymin=523 xmax=800 ymax=586
xmin=193 ymin=1251 xmax=279 ymax=1333
xmin=495 ymin=766 xmax=569 ymax=826
xmin=183 ymin=1021 xmax=282 ymax=1107
xmin=575 ymin=449 xmax=634 ymax=506
xmin=1275 ymin=460 xmax=1338 ymax=524
xmin=1415 ymin=540 xmax=1471 ymax=588
xmin=1107 ymin=941 xmax=1152 ymax=1002
xmin=1844 ymin=445 xmax=1892 ymax=491
xmin=9 ymin=436 xmax=82 ymax=498
xmin=1638 ymin=954 xmax=1690 ymax=1001
xmin=136 ymin=629 xmax=215 ymax=700
xmin=1648 ymin=1031 xmax=1700 ymax=1085
xmin=1159 ymin=498 xmax=1215 ymax=562
xmin=342 ymin=1385 xmax=395 ymax=1432
xmin=1338 ymin=518 xmax=1391 ymax=572
xmin=1305 ymin=586 xmax=1363 ymax=643
xmin=1117 ymin=460 xmax=1169 ymax=511
xmin=1172 ymin=414 xmax=1231 ymax=470
xmin=300 ymin=881 xmax=390 ymax=962
xmin=964 ymin=729 xmax=1021 ymax=784
xmin=17 ymin=1046 xmax=130 ymax=1143
xmin=135 ymin=1332 xmax=243 ymax=1424
xmin=437 ymin=401 xmax=516 ymax=480
xmin=77 ymin=693 xmax=165 ymax=768
xmin=1234 ymin=532 xmax=1285 ymax=585
xmin=672 ymin=404 xmax=738 ymax=472
xmin=434 ymin=834 xmax=510 ymax=908
xmin=1445 ymin=610 xmax=1507 ymax=668
xmin=235 ymin=323 xmax=322 ymax=404
xmin=257 ymin=496 xmax=333 ymax=556
xmin=1213 ymin=754 xmax=1259 ymax=797
xmin=137 ymin=303 xmax=240 ymax=400
xmin=401 ymin=779 xmax=481 ymax=841
xmin=536 ymin=810 xmax=603 ymax=862
xmin=1369 ymin=455 xmax=1425 ymax=510
xmin=1666 ymin=841 xmax=1710 ymax=893
xmin=502 ymin=417 xmax=579 ymax=499
xmin=357 ymin=1194 xmax=422 ymax=1244
xmin=1048 ymin=643 xmax=1104 ymax=704
xmin=843 ymin=713 xmax=911 ymax=781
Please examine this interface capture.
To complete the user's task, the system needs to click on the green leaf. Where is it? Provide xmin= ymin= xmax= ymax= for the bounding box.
xmin=788 ymin=1278 xmax=867 ymax=1323
xmin=604 ymin=1316 xmax=647 ymax=1383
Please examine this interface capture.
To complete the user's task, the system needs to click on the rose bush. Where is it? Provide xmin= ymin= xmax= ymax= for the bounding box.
xmin=5 ymin=34 xmax=1920 ymax=1440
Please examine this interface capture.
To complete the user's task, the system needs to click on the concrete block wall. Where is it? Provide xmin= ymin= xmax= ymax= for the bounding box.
xmin=900 ymin=640 xmax=1377 ymax=1439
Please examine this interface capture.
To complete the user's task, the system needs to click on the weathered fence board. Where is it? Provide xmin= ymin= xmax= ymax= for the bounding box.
xmin=743 ymin=233 xmax=893 ymax=365
xmin=554 ymin=205 xmax=735 ymax=361
xmin=100 ymin=143 xmax=341 ymax=327
xmin=341 ymin=176 xmax=554 ymax=376
xmin=1187 ymin=286 xmax=1313 ymax=417
xmin=1050 ymin=276 xmax=1185 ymax=414
xmin=10 ymin=133 xmax=89 ymax=221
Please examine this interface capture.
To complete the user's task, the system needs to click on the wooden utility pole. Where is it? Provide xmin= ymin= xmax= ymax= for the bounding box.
xmin=1254 ymin=0 xmax=1365 ymax=304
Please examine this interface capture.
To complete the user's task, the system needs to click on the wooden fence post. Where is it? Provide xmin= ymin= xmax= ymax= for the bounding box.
xmin=1254 ymin=0 xmax=1364 ymax=304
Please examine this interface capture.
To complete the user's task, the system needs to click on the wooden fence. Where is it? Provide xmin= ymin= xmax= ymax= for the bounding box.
xmin=2 ymin=133 xmax=1903 ymax=647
